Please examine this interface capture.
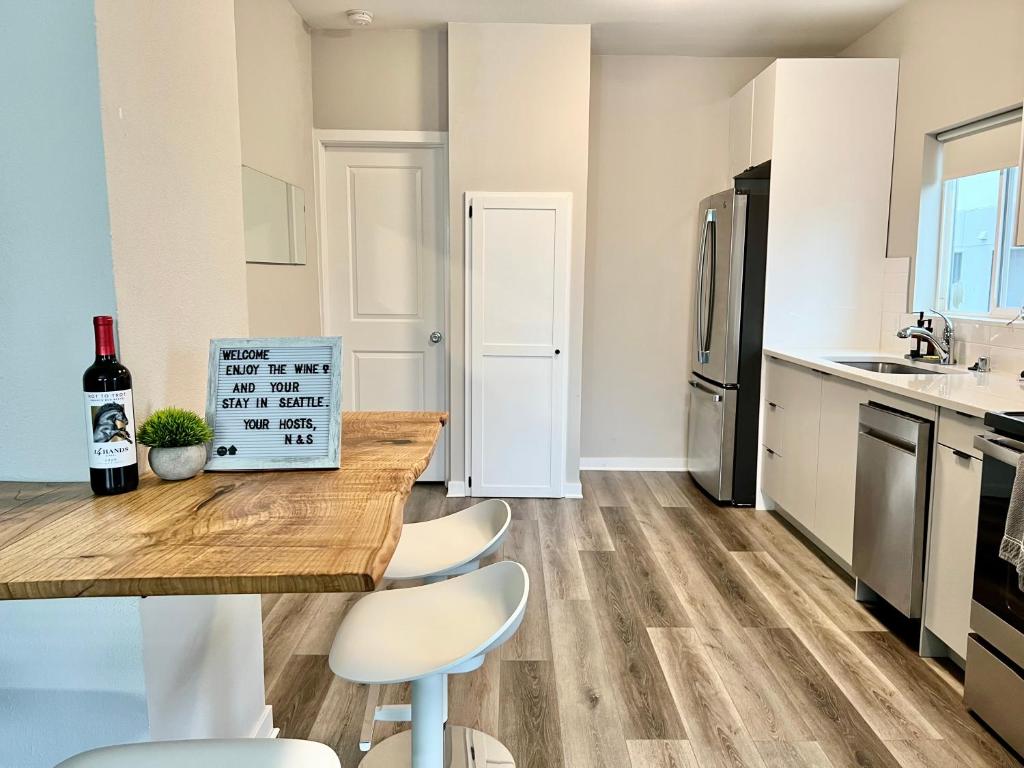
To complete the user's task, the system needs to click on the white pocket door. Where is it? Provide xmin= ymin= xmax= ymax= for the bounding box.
xmin=468 ymin=193 xmax=571 ymax=498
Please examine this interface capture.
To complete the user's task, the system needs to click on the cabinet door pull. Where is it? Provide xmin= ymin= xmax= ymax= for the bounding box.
xmin=767 ymin=401 xmax=778 ymax=409
xmin=766 ymin=447 xmax=776 ymax=456
xmin=951 ymin=448 xmax=973 ymax=461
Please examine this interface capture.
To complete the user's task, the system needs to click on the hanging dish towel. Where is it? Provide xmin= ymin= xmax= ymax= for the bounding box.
xmin=999 ymin=452 xmax=1024 ymax=590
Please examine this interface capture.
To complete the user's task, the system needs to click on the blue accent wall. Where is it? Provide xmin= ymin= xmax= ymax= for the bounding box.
xmin=0 ymin=0 xmax=118 ymax=480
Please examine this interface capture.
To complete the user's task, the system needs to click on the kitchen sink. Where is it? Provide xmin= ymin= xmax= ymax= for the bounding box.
xmin=833 ymin=360 xmax=947 ymax=375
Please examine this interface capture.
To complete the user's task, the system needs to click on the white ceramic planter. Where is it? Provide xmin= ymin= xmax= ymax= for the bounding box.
xmin=148 ymin=444 xmax=208 ymax=481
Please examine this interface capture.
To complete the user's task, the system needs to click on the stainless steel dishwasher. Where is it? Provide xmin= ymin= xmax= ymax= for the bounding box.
xmin=852 ymin=402 xmax=933 ymax=618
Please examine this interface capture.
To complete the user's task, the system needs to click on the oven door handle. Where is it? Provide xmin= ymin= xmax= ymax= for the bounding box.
xmin=975 ymin=434 xmax=1024 ymax=465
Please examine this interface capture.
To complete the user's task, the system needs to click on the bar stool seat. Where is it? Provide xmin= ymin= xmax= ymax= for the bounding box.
xmin=356 ymin=499 xmax=513 ymax=752
xmin=331 ymin=560 xmax=528 ymax=685
xmin=384 ymin=499 xmax=511 ymax=581
xmin=55 ymin=739 xmax=340 ymax=768
xmin=331 ymin=561 xmax=529 ymax=767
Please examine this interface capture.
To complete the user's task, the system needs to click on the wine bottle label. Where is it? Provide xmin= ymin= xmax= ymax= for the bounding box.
xmin=84 ymin=389 xmax=138 ymax=469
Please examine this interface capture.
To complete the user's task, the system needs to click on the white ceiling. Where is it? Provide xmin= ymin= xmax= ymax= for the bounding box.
xmin=290 ymin=0 xmax=907 ymax=56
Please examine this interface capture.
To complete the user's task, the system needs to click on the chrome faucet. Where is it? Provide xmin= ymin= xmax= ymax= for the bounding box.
xmin=897 ymin=309 xmax=955 ymax=364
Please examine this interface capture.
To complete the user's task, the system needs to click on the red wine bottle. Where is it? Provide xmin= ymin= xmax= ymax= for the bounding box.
xmin=83 ymin=316 xmax=139 ymax=495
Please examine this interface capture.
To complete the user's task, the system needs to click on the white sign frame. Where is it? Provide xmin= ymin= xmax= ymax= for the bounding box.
xmin=204 ymin=336 xmax=342 ymax=471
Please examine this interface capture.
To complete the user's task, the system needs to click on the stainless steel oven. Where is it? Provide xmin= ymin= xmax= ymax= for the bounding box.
xmin=966 ymin=413 xmax=1024 ymax=757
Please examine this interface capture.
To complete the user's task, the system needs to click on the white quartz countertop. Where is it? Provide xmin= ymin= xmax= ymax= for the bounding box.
xmin=763 ymin=347 xmax=1024 ymax=418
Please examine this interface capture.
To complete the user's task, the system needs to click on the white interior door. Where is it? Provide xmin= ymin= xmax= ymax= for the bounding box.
xmin=322 ymin=144 xmax=447 ymax=480
xmin=468 ymin=193 xmax=571 ymax=498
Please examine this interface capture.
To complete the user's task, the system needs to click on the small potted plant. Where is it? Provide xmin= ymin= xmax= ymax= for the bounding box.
xmin=137 ymin=407 xmax=213 ymax=481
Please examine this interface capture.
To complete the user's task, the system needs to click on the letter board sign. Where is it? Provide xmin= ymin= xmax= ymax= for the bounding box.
xmin=204 ymin=337 xmax=342 ymax=470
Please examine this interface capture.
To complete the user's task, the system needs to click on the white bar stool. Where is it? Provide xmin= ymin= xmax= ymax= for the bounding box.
xmin=360 ymin=499 xmax=512 ymax=750
xmin=55 ymin=738 xmax=340 ymax=767
xmin=330 ymin=559 xmax=529 ymax=768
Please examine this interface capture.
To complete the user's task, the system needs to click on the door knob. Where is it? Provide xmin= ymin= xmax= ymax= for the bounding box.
xmin=429 ymin=331 xmax=443 ymax=343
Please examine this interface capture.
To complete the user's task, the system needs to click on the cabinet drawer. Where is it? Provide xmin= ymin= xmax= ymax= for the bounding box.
xmin=765 ymin=356 xmax=805 ymax=410
xmin=965 ymin=636 xmax=1024 ymax=757
xmin=765 ymin=356 xmax=787 ymax=408
xmin=763 ymin=401 xmax=784 ymax=455
xmin=762 ymin=444 xmax=786 ymax=507
xmin=937 ymin=408 xmax=985 ymax=460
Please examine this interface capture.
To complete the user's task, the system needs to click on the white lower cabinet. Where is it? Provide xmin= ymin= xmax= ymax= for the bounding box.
xmin=814 ymin=376 xmax=867 ymax=565
xmin=762 ymin=358 xmax=821 ymax=531
xmin=924 ymin=443 xmax=982 ymax=659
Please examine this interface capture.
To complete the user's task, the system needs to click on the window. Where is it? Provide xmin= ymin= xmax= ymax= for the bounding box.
xmin=931 ymin=110 xmax=1023 ymax=318
xmin=937 ymin=167 xmax=1021 ymax=314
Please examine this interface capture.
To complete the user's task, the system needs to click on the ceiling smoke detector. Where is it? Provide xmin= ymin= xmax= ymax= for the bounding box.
xmin=345 ymin=9 xmax=374 ymax=26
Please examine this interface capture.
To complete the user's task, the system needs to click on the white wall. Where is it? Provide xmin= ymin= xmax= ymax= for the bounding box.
xmin=0 ymin=597 xmax=148 ymax=768
xmin=842 ymin=0 xmax=1024 ymax=269
xmin=235 ymin=0 xmax=321 ymax=337
xmin=581 ymin=55 xmax=770 ymax=465
xmin=0 ymin=0 xmax=118 ymax=482
xmin=448 ymin=23 xmax=591 ymax=491
xmin=95 ymin=0 xmax=251 ymax=422
xmin=312 ymin=29 xmax=448 ymax=130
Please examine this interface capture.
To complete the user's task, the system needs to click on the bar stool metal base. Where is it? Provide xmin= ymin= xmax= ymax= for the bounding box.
xmin=359 ymin=727 xmax=515 ymax=768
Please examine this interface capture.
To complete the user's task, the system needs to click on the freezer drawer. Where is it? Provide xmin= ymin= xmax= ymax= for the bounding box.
xmin=686 ymin=377 xmax=737 ymax=502
xmin=852 ymin=402 xmax=932 ymax=618
xmin=965 ymin=635 xmax=1024 ymax=757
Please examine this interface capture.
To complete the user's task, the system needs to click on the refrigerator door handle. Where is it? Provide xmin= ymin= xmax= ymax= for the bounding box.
xmin=703 ymin=213 xmax=717 ymax=362
xmin=697 ymin=209 xmax=716 ymax=364
xmin=695 ymin=213 xmax=708 ymax=363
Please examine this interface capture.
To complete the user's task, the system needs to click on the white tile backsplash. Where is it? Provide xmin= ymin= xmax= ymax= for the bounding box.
xmin=878 ymin=259 xmax=911 ymax=351
xmin=956 ymin=321 xmax=991 ymax=344
xmin=987 ymin=345 xmax=1024 ymax=376
xmin=987 ymin=323 xmax=1024 ymax=349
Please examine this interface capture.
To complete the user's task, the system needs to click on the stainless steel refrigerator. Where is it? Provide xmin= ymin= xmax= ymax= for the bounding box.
xmin=687 ymin=179 xmax=770 ymax=506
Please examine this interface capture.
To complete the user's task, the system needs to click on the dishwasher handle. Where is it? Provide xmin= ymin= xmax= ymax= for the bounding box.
xmin=858 ymin=402 xmax=930 ymax=451
xmin=858 ymin=428 xmax=916 ymax=456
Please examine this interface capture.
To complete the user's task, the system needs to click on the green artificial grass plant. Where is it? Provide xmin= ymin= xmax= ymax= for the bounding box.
xmin=137 ymin=407 xmax=213 ymax=448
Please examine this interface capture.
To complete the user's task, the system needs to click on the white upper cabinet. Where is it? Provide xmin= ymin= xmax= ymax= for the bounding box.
xmin=732 ymin=59 xmax=898 ymax=348
xmin=728 ymin=80 xmax=754 ymax=179
xmin=728 ymin=62 xmax=777 ymax=178
xmin=750 ymin=63 xmax=777 ymax=169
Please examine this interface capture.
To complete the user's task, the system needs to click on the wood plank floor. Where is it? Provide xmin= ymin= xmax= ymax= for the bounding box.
xmin=262 ymin=471 xmax=1022 ymax=767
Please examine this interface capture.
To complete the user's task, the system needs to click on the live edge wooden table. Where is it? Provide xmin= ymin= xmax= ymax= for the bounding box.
xmin=0 ymin=411 xmax=447 ymax=600
xmin=0 ymin=411 xmax=446 ymax=767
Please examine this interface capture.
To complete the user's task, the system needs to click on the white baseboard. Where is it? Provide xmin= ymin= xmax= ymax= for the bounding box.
xmin=579 ymin=457 xmax=686 ymax=472
xmin=250 ymin=705 xmax=275 ymax=738
xmin=446 ymin=481 xmax=466 ymax=498
xmin=563 ymin=482 xmax=583 ymax=499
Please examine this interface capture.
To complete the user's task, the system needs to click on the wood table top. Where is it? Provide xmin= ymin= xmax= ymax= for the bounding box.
xmin=0 ymin=411 xmax=446 ymax=600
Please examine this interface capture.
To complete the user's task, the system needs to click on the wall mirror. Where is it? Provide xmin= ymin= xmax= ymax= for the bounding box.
xmin=242 ymin=165 xmax=307 ymax=265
